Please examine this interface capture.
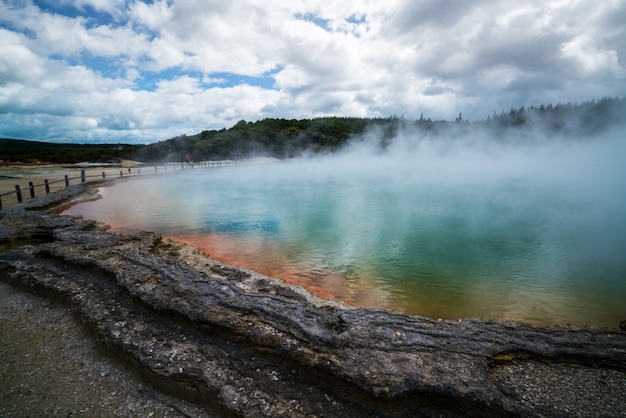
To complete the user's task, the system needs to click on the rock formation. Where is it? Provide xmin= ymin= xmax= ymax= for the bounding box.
xmin=1 ymin=183 xmax=625 ymax=417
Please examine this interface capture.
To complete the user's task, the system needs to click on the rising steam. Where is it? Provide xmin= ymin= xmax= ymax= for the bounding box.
xmin=65 ymin=120 xmax=626 ymax=327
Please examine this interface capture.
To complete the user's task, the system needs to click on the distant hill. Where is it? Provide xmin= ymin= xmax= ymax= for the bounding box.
xmin=132 ymin=97 xmax=626 ymax=162
xmin=2 ymin=97 xmax=624 ymax=164
xmin=0 ymin=139 xmax=141 ymax=164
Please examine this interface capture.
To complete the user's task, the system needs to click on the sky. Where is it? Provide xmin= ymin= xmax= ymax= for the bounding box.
xmin=1 ymin=0 xmax=625 ymax=144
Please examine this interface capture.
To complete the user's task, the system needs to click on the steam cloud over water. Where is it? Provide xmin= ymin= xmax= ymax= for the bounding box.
xmin=65 ymin=125 xmax=626 ymax=327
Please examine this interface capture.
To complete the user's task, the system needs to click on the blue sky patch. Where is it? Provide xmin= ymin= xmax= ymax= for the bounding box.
xmin=51 ymin=51 xmax=126 ymax=79
xmin=294 ymin=13 xmax=331 ymax=31
xmin=32 ymin=0 xmax=120 ymax=28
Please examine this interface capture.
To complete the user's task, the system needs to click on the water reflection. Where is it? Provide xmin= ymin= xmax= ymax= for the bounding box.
xmin=63 ymin=150 xmax=626 ymax=328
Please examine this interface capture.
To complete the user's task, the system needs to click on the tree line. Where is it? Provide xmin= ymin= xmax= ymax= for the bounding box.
xmin=132 ymin=97 xmax=625 ymax=162
xmin=0 ymin=139 xmax=140 ymax=164
xmin=2 ymin=97 xmax=624 ymax=164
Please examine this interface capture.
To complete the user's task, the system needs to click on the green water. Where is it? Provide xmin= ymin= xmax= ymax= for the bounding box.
xmin=65 ymin=142 xmax=626 ymax=328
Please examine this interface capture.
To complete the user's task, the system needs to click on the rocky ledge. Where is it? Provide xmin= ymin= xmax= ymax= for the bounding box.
xmin=1 ymin=183 xmax=625 ymax=417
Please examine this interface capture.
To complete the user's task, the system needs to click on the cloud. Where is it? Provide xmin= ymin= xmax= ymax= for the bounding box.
xmin=0 ymin=0 xmax=624 ymax=144
xmin=0 ymin=29 xmax=46 ymax=86
xmin=561 ymin=35 xmax=624 ymax=77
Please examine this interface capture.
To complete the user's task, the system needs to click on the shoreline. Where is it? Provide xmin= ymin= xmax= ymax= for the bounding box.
xmin=1 ymin=180 xmax=626 ymax=417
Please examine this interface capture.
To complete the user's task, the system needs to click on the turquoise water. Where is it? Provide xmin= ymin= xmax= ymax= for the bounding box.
xmin=64 ymin=137 xmax=626 ymax=328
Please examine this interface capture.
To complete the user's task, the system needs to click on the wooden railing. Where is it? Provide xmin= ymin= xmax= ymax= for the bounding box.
xmin=0 ymin=160 xmax=234 ymax=210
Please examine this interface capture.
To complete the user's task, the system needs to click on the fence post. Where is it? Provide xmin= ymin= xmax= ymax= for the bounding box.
xmin=102 ymin=172 xmax=106 ymax=179
xmin=81 ymin=170 xmax=86 ymax=183
xmin=64 ymin=175 xmax=69 ymax=187
xmin=29 ymin=181 xmax=35 ymax=198
xmin=15 ymin=185 xmax=22 ymax=203
xmin=45 ymin=179 xmax=50 ymax=194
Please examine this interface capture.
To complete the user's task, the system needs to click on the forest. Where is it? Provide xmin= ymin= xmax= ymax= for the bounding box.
xmin=2 ymin=97 xmax=624 ymax=164
xmin=0 ymin=140 xmax=141 ymax=165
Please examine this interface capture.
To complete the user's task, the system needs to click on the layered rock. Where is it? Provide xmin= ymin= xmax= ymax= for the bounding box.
xmin=1 ymin=183 xmax=625 ymax=417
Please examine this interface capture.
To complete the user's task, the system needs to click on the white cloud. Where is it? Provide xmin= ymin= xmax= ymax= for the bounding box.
xmin=0 ymin=0 xmax=624 ymax=144
xmin=0 ymin=30 xmax=45 ymax=86
xmin=130 ymin=0 xmax=173 ymax=29
xmin=561 ymin=35 xmax=623 ymax=77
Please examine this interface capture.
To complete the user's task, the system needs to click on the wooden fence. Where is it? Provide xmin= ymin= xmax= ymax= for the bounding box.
xmin=0 ymin=160 xmax=234 ymax=210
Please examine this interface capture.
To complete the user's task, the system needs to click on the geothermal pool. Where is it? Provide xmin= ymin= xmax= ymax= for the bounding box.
xmin=63 ymin=136 xmax=626 ymax=328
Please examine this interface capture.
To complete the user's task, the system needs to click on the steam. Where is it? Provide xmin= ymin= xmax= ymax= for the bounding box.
xmin=65 ymin=121 xmax=626 ymax=326
xmin=231 ymin=123 xmax=626 ymax=325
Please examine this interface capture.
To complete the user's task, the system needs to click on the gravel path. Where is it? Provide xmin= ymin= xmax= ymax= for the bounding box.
xmin=0 ymin=282 xmax=214 ymax=418
xmin=490 ymin=356 xmax=626 ymax=417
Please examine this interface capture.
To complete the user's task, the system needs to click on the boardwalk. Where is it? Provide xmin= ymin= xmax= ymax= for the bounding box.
xmin=0 ymin=161 xmax=233 ymax=210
